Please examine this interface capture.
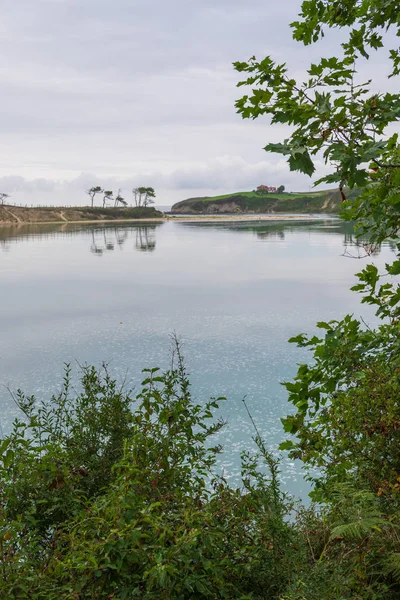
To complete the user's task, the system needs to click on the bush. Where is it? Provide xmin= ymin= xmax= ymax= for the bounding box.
xmin=0 ymin=346 xmax=305 ymax=599
xmin=83 ymin=206 xmax=163 ymax=219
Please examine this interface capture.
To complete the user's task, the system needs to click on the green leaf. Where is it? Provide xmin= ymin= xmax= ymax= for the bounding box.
xmin=316 ymin=321 xmax=332 ymax=330
xmin=264 ymin=141 xmax=291 ymax=156
xmin=387 ymin=261 xmax=400 ymax=275
xmin=279 ymin=440 xmax=296 ymax=451
xmin=288 ymin=152 xmax=316 ymax=176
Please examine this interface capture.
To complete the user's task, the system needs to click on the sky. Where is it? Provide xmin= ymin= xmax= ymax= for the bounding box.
xmin=0 ymin=0 xmax=397 ymax=207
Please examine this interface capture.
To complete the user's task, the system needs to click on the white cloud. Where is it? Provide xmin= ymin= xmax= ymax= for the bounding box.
xmin=0 ymin=0 xmax=397 ymax=205
xmin=0 ymin=155 xmax=333 ymax=207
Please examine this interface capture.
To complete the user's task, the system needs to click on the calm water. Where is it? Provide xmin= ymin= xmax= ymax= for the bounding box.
xmin=0 ymin=218 xmax=392 ymax=497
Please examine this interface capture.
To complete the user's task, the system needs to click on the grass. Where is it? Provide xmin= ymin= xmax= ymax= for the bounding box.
xmin=171 ymin=189 xmax=342 ymax=214
xmin=82 ymin=206 xmax=163 ymax=219
xmin=200 ymin=190 xmax=324 ymax=201
xmin=170 ymin=188 xmax=350 ymax=215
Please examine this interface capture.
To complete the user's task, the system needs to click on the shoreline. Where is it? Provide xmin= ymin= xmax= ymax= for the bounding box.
xmin=0 ymin=213 xmax=336 ymax=226
xmin=0 ymin=218 xmax=166 ymax=226
xmin=167 ymin=213 xmax=335 ymax=222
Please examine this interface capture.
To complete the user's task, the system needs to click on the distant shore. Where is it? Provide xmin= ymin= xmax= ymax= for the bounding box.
xmin=167 ymin=214 xmax=334 ymax=223
xmin=0 ymin=205 xmax=164 ymax=225
xmin=0 ymin=217 xmax=166 ymax=226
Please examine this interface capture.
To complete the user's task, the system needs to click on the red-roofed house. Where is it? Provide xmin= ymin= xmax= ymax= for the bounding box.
xmin=257 ymin=185 xmax=277 ymax=193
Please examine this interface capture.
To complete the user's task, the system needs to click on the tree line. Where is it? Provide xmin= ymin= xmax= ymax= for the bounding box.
xmin=86 ymin=186 xmax=156 ymax=208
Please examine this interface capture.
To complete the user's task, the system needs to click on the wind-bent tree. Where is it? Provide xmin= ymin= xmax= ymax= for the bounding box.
xmin=132 ymin=187 xmax=145 ymax=206
xmin=86 ymin=186 xmax=103 ymax=207
xmin=0 ymin=193 xmax=10 ymax=206
xmin=102 ymin=190 xmax=113 ymax=208
xmin=132 ymin=186 xmax=156 ymax=206
xmin=143 ymin=186 xmax=156 ymax=206
xmin=132 ymin=187 xmax=140 ymax=206
xmin=114 ymin=189 xmax=127 ymax=207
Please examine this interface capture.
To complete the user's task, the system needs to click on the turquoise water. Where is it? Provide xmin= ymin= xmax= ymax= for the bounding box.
xmin=0 ymin=219 xmax=391 ymax=497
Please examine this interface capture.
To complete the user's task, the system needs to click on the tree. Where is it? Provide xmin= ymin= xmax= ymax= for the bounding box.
xmin=0 ymin=193 xmax=10 ymax=206
xmin=114 ymin=188 xmax=127 ymax=207
xmin=86 ymin=186 xmax=103 ymax=207
xmin=132 ymin=186 xmax=156 ymax=207
xmin=256 ymin=187 xmax=269 ymax=195
xmin=277 ymin=185 xmax=285 ymax=194
xmin=102 ymin=190 xmax=113 ymax=208
xmin=143 ymin=186 xmax=156 ymax=206
xmin=234 ymin=0 xmax=400 ymax=477
xmin=132 ymin=187 xmax=140 ymax=206
xmin=234 ymin=0 xmax=400 ymax=199
xmin=235 ymin=2 xmax=400 ymax=593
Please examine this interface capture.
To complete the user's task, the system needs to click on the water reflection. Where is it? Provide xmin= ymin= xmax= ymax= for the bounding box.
xmin=178 ymin=218 xmax=386 ymax=256
xmin=90 ymin=228 xmax=129 ymax=255
xmin=0 ymin=217 xmax=395 ymax=498
xmin=135 ymin=227 xmax=156 ymax=252
xmin=0 ymin=223 xmax=163 ymax=255
xmin=0 ymin=218 xmax=393 ymax=259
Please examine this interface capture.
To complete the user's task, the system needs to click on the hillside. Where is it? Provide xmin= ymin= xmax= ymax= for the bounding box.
xmin=171 ymin=189 xmax=352 ymax=214
xmin=0 ymin=205 xmax=164 ymax=224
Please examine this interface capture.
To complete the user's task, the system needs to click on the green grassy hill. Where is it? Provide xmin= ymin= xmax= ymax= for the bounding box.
xmin=171 ymin=189 xmax=354 ymax=214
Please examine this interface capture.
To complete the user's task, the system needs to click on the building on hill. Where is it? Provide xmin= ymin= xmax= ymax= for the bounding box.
xmin=256 ymin=185 xmax=277 ymax=193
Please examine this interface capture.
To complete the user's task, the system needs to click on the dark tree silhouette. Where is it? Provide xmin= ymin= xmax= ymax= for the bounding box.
xmin=0 ymin=193 xmax=10 ymax=206
xmin=115 ymin=189 xmax=127 ymax=207
xmin=86 ymin=186 xmax=103 ymax=207
xmin=102 ymin=190 xmax=113 ymax=208
xmin=132 ymin=187 xmax=156 ymax=206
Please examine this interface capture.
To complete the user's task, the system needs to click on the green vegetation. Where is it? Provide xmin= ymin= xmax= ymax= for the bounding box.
xmin=0 ymin=352 xmax=307 ymax=599
xmin=82 ymin=206 xmax=163 ymax=220
xmin=85 ymin=186 xmax=156 ymax=208
xmin=0 ymin=205 xmax=164 ymax=224
xmin=1 ymin=1 xmax=400 ymax=598
xmin=234 ymin=0 xmax=400 ymax=596
xmin=133 ymin=187 xmax=157 ymax=207
xmin=171 ymin=188 xmax=353 ymax=214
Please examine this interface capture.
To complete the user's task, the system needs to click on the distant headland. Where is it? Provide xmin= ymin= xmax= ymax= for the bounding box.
xmin=170 ymin=187 xmax=358 ymax=214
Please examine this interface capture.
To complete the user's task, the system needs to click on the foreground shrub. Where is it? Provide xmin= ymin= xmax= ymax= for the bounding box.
xmin=0 ymin=347 xmax=305 ymax=599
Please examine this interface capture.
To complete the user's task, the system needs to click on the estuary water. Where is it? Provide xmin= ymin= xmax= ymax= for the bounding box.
xmin=0 ymin=218 xmax=392 ymax=497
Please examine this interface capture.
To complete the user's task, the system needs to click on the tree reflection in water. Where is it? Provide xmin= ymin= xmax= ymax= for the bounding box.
xmin=0 ymin=220 xmax=393 ymax=259
xmin=0 ymin=223 xmax=162 ymax=255
xmin=90 ymin=226 xmax=157 ymax=255
xmin=135 ymin=227 xmax=156 ymax=252
xmin=90 ymin=228 xmax=130 ymax=255
xmin=88 ymin=225 xmax=158 ymax=255
xmin=178 ymin=219 xmax=387 ymax=258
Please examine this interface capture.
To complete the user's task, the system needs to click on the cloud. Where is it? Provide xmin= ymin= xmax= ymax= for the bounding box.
xmin=0 ymin=0 xmax=396 ymax=204
xmin=0 ymin=155 xmax=332 ymax=207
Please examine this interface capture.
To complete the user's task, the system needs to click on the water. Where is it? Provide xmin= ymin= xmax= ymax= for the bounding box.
xmin=0 ymin=218 xmax=392 ymax=498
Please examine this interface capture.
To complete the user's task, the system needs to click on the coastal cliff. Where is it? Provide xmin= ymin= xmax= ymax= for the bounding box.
xmin=171 ymin=189 xmax=349 ymax=214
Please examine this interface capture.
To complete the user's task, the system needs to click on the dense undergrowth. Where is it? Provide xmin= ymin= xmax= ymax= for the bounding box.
xmin=82 ymin=206 xmax=163 ymax=219
xmin=1 ymin=337 xmax=400 ymax=599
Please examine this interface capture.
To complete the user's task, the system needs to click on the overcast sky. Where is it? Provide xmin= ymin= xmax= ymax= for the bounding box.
xmin=0 ymin=0 xmax=396 ymax=207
